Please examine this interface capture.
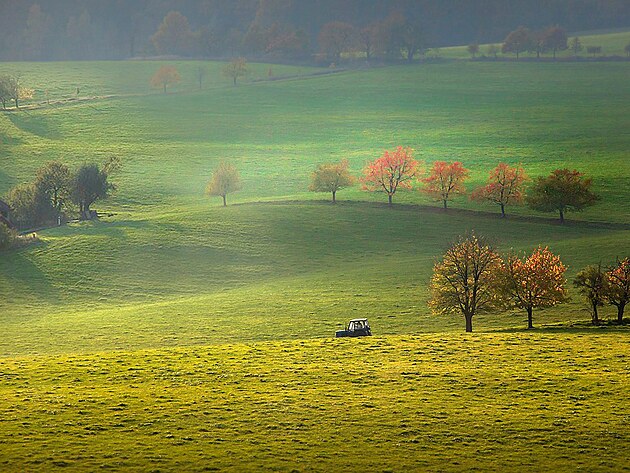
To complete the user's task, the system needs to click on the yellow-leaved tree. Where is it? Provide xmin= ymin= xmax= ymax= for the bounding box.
xmin=309 ymin=160 xmax=354 ymax=203
xmin=206 ymin=162 xmax=243 ymax=207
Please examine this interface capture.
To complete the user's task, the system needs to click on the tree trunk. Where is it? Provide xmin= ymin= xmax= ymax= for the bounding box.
xmin=592 ymin=302 xmax=599 ymax=326
xmin=559 ymin=208 xmax=564 ymax=223
xmin=527 ymin=307 xmax=534 ymax=329
xmin=163 ymin=84 xmax=166 ymax=94
xmin=233 ymin=77 xmax=236 ymax=86
xmin=617 ymin=303 xmax=625 ymax=324
xmin=332 ymin=190 xmax=336 ymax=203
xmin=14 ymin=97 xmax=19 ymax=108
xmin=388 ymin=194 xmax=393 ymax=206
xmin=443 ymin=199 xmax=448 ymax=210
xmin=222 ymin=194 xmax=227 ymax=207
xmin=465 ymin=314 xmax=473 ymax=333
xmin=500 ymin=203 xmax=505 ymax=218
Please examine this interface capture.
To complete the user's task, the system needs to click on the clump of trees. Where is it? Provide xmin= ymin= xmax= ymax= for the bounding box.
xmin=206 ymin=161 xmax=243 ymax=206
xmin=0 ymin=221 xmax=18 ymax=250
xmin=0 ymin=74 xmax=34 ymax=109
xmin=4 ymin=157 xmax=120 ymax=230
xmin=431 ymin=234 xmax=628 ymax=331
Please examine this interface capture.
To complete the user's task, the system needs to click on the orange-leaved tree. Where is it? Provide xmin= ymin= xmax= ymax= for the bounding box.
xmin=309 ymin=159 xmax=354 ymax=203
xmin=150 ymin=65 xmax=181 ymax=93
xmin=422 ymin=161 xmax=469 ymax=209
xmin=206 ymin=161 xmax=243 ymax=207
xmin=471 ymin=163 xmax=527 ymax=217
xmin=361 ymin=146 xmax=419 ymax=206
xmin=429 ymin=233 xmax=502 ymax=333
xmin=499 ymin=247 xmax=568 ymax=329
xmin=606 ymin=258 xmax=630 ymax=324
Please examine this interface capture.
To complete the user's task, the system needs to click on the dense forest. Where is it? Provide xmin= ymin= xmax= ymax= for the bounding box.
xmin=0 ymin=0 xmax=628 ymax=61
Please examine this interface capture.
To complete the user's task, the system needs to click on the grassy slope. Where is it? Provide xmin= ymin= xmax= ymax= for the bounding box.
xmin=440 ymin=28 xmax=630 ymax=58
xmin=1 ymin=333 xmax=629 ymax=472
xmin=1 ymin=60 xmax=629 ymax=357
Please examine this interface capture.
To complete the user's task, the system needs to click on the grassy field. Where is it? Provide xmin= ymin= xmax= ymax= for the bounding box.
xmin=1 ymin=333 xmax=629 ymax=472
xmin=440 ymin=28 xmax=630 ymax=59
xmin=1 ymin=47 xmax=629 ymax=470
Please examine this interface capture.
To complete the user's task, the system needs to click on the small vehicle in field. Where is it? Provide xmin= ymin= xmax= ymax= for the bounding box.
xmin=335 ymin=318 xmax=372 ymax=337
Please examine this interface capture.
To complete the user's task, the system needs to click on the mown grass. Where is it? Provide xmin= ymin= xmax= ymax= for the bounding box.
xmin=1 ymin=333 xmax=629 ymax=472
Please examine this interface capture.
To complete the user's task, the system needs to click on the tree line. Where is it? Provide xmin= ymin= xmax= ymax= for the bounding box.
xmin=0 ymin=0 xmax=628 ymax=61
xmin=429 ymin=233 xmax=629 ymax=332
xmin=1 ymin=158 xmax=120 ymax=236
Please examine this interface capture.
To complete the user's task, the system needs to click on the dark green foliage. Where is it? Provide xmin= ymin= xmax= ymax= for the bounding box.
xmin=71 ymin=163 xmax=113 ymax=219
xmin=526 ymin=169 xmax=599 ymax=223
xmin=0 ymin=222 xmax=17 ymax=250
xmin=6 ymin=182 xmax=55 ymax=230
xmin=34 ymin=161 xmax=71 ymax=218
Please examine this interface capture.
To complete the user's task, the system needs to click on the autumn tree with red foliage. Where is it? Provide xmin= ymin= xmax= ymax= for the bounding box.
xmin=499 ymin=247 xmax=568 ymax=329
xmin=429 ymin=233 xmax=502 ymax=333
xmin=422 ymin=161 xmax=469 ymax=209
xmin=605 ymin=258 xmax=630 ymax=323
xmin=471 ymin=163 xmax=527 ymax=217
xmin=361 ymin=146 xmax=420 ymax=206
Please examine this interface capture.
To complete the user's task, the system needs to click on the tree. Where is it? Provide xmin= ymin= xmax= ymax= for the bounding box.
xmin=574 ymin=264 xmax=608 ymax=326
xmin=499 ymin=247 xmax=568 ymax=329
xmin=318 ymin=21 xmax=356 ymax=61
xmin=429 ymin=233 xmax=502 ymax=333
xmin=223 ymin=57 xmax=247 ymax=86
xmin=71 ymin=158 xmax=119 ymax=220
xmin=422 ymin=161 xmax=469 ymax=209
xmin=359 ymin=23 xmax=379 ymax=61
xmin=399 ymin=18 xmax=425 ymax=63
xmin=569 ymin=36 xmax=583 ymax=57
xmin=467 ymin=43 xmax=479 ymax=58
xmin=35 ymin=161 xmax=71 ymax=219
xmin=196 ymin=65 xmax=207 ymax=90
xmin=586 ymin=45 xmax=602 ymax=57
xmin=361 ymin=146 xmax=420 ymax=206
xmin=0 ymin=221 xmax=17 ymax=250
xmin=0 ymin=75 xmax=33 ymax=108
xmin=471 ymin=163 xmax=527 ymax=217
xmin=502 ymin=26 xmax=534 ymax=59
xmin=206 ymin=162 xmax=243 ymax=206
xmin=605 ymin=258 xmax=630 ymax=324
xmin=526 ymin=169 xmax=599 ymax=223
xmin=487 ymin=44 xmax=499 ymax=59
xmin=309 ymin=160 xmax=354 ymax=203
xmin=151 ymin=11 xmax=194 ymax=56
xmin=542 ymin=25 xmax=568 ymax=60
xmin=6 ymin=182 xmax=54 ymax=229
xmin=150 ymin=65 xmax=181 ymax=93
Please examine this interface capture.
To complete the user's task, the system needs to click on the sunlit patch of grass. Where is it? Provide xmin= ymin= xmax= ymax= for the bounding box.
xmin=0 ymin=333 xmax=628 ymax=471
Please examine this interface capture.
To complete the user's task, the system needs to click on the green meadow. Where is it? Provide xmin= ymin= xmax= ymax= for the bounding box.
xmin=1 ymin=48 xmax=629 ymax=470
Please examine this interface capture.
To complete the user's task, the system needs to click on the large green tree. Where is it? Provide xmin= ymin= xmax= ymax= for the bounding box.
xmin=526 ymin=169 xmax=599 ymax=223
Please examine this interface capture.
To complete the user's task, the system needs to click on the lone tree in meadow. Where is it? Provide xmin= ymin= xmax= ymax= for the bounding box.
xmin=422 ymin=161 xmax=469 ymax=209
xmin=605 ymin=258 xmax=630 ymax=324
xmin=467 ymin=42 xmax=479 ymax=58
xmin=309 ymin=159 xmax=354 ymax=203
xmin=471 ymin=163 xmax=527 ymax=217
xmin=499 ymin=247 xmax=568 ymax=329
xmin=206 ymin=161 xmax=243 ymax=206
xmin=574 ymin=264 xmax=608 ymax=326
xmin=150 ymin=65 xmax=181 ymax=93
xmin=526 ymin=168 xmax=599 ymax=223
xmin=71 ymin=156 xmax=120 ymax=220
xmin=429 ymin=233 xmax=502 ymax=333
xmin=223 ymin=57 xmax=247 ymax=86
xmin=361 ymin=146 xmax=420 ymax=206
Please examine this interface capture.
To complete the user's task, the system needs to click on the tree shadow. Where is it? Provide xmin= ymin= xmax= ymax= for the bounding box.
xmin=6 ymin=113 xmax=62 ymax=140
